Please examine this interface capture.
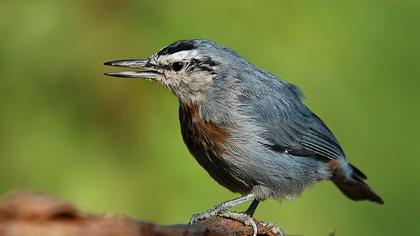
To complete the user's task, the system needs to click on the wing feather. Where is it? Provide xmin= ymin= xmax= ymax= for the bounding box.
xmin=238 ymin=77 xmax=345 ymax=161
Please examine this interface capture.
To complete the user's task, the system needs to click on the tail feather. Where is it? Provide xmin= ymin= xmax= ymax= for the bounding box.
xmin=333 ymin=164 xmax=384 ymax=204
xmin=349 ymin=163 xmax=367 ymax=180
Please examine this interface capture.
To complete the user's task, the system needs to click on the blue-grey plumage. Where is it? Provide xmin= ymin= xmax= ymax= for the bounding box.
xmin=104 ymin=39 xmax=383 ymax=231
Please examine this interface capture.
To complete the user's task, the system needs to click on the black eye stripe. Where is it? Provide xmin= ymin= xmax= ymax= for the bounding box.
xmin=184 ymin=58 xmax=218 ymax=75
xmin=190 ymin=57 xmax=217 ymax=67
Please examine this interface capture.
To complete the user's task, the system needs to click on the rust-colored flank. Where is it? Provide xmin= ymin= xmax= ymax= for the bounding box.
xmin=180 ymin=102 xmax=229 ymax=155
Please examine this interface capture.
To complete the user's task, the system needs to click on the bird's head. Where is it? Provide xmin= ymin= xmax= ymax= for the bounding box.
xmin=105 ymin=39 xmax=244 ymax=103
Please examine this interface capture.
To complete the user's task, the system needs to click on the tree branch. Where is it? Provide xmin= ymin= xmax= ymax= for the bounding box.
xmin=0 ymin=192 xmax=283 ymax=236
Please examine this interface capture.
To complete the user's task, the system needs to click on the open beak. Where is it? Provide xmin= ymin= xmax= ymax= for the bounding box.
xmin=103 ymin=59 xmax=160 ymax=79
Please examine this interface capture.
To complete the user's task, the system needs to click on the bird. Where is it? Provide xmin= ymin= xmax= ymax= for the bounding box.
xmin=104 ymin=39 xmax=383 ymax=235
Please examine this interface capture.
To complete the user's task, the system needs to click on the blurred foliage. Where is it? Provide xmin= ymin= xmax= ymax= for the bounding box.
xmin=0 ymin=0 xmax=419 ymax=235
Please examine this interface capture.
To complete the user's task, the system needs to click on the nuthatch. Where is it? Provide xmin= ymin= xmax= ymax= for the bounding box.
xmin=104 ymin=39 xmax=383 ymax=235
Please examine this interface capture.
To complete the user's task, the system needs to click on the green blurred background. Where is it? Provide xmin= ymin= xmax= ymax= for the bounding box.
xmin=1 ymin=0 xmax=419 ymax=235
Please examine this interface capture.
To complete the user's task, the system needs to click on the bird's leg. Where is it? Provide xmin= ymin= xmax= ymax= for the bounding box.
xmin=189 ymin=193 xmax=254 ymax=224
xmin=245 ymin=199 xmax=260 ymax=216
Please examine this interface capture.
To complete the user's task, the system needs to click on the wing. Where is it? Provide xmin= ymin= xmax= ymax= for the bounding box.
xmin=238 ymin=76 xmax=345 ymax=161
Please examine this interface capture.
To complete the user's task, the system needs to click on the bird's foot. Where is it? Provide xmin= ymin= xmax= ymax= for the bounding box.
xmin=219 ymin=211 xmax=258 ymax=236
xmin=190 ymin=210 xmax=258 ymax=236
xmin=189 ymin=208 xmax=224 ymax=224
xmin=189 ymin=194 xmax=255 ymax=224
xmin=260 ymin=221 xmax=285 ymax=236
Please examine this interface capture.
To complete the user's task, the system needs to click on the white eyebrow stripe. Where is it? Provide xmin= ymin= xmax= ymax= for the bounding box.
xmin=159 ymin=50 xmax=200 ymax=64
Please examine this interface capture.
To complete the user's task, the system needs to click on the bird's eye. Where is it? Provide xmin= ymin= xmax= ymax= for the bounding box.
xmin=171 ymin=61 xmax=184 ymax=72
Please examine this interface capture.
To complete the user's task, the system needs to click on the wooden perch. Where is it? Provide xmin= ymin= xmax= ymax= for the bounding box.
xmin=0 ymin=192 xmax=284 ymax=236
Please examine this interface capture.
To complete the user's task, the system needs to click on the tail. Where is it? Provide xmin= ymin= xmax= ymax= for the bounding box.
xmin=332 ymin=163 xmax=384 ymax=204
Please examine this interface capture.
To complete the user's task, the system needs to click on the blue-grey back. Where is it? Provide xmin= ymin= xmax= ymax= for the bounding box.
xmin=201 ymin=44 xmax=346 ymax=162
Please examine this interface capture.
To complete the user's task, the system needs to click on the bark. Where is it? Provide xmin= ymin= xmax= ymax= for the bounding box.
xmin=0 ymin=192 xmax=283 ymax=236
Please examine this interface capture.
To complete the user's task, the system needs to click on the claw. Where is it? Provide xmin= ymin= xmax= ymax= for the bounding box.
xmin=261 ymin=222 xmax=285 ymax=236
xmin=189 ymin=209 xmax=223 ymax=224
xmin=189 ymin=211 xmax=210 ymax=224
xmin=219 ymin=212 xmax=258 ymax=236
xmin=188 ymin=213 xmax=200 ymax=224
